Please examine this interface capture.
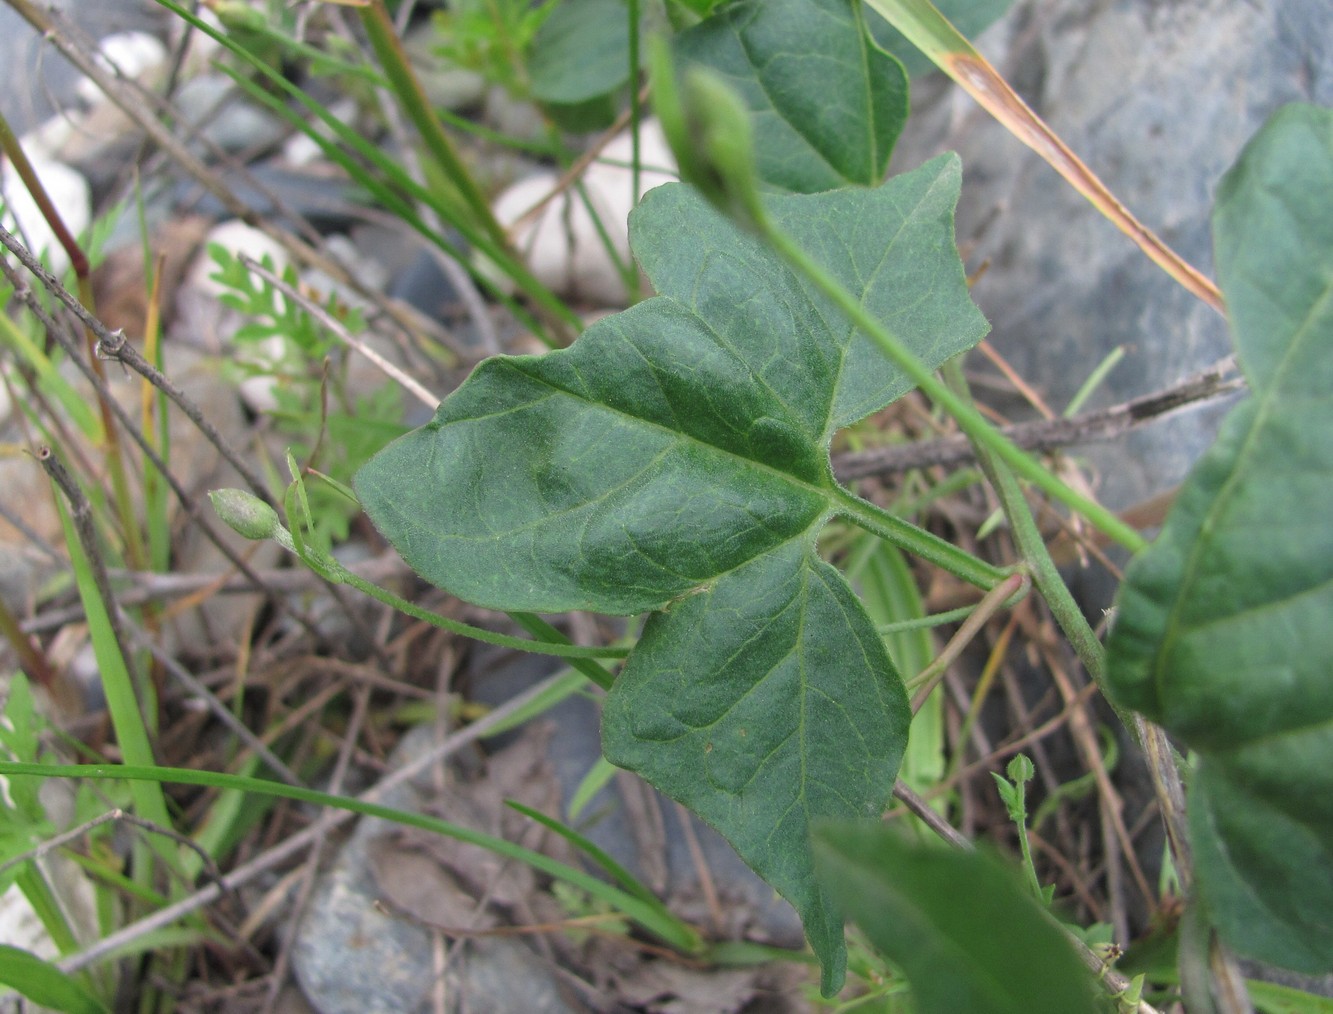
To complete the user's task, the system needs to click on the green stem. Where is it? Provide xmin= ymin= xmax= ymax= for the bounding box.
xmin=41 ymin=450 xmax=175 ymax=882
xmin=760 ymin=222 xmax=1148 ymax=554
xmin=627 ymin=0 xmax=643 ymax=303
xmin=832 ymin=486 xmax=1010 ymax=590
xmin=875 ymin=604 xmax=984 ymax=634
xmin=336 ymin=557 xmax=622 ymax=673
xmin=270 ymin=517 xmax=625 ymax=669
xmin=988 ymin=459 xmax=1117 ymax=679
xmin=358 ymin=0 xmax=507 ymax=254
xmin=317 ymin=548 xmax=623 ymax=668
xmin=509 ymin=614 xmax=617 ymax=691
xmin=1012 ymin=787 xmax=1043 ymax=901
xmin=934 ymin=359 xmax=1124 ymax=705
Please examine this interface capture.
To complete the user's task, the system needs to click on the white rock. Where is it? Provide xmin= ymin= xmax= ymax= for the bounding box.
xmin=238 ymin=373 xmax=284 ymax=416
xmin=235 ymin=334 xmax=294 ymax=416
xmin=0 ymin=155 xmax=91 ymax=279
xmin=281 ymin=97 xmax=360 ymax=167
xmin=16 ymin=117 xmax=74 ymax=166
xmin=186 ymin=220 xmax=291 ymax=301
xmin=489 ymin=118 xmax=678 ymax=307
xmin=0 ymin=883 xmax=57 ymax=961
xmin=75 ymin=31 xmax=168 ymax=105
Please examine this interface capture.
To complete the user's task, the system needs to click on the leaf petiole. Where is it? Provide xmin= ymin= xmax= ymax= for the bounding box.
xmin=832 ymin=486 xmax=1011 ymax=590
xmin=761 ymin=221 xmax=1149 ymax=554
xmin=210 ymin=485 xmax=626 ymax=666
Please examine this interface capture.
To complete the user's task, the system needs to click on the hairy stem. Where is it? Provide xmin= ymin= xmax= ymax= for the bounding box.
xmin=832 ymin=486 xmax=1010 ymax=590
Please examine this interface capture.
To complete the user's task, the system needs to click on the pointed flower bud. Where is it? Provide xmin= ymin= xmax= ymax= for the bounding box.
xmin=209 ymin=488 xmax=281 ymax=541
xmin=651 ymin=39 xmax=767 ymax=233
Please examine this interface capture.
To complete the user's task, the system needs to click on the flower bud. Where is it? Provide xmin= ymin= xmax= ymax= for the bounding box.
xmin=651 ymin=40 xmax=767 ymax=232
xmin=209 ymin=488 xmax=281 ymax=541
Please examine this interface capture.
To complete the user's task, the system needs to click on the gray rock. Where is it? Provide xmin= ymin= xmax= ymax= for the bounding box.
xmin=888 ymin=0 xmax=1330 ymax=519
xmin=291 ymin=726 xmax=587 ymax=1014
xmin=174 ymin=72 xmax=289 ymax=156
xmin=290 ymin=838 xmax=438 ymax=1014
xmin=169 ymin=163 xmax=364 ymax=233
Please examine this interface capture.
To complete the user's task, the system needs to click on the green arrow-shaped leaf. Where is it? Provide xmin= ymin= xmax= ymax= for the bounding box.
xmin=1106 ymin=104 xmax=1333 ymax=973
xmin=355 ymin=154 xmax=987 ymax=993
xmin=356 ymin=154 xmax=985 ymax=614
xmin=604 ymin=543 xmax=909 ymax=995
xmin=674 ymin=0 xmax=908 ymax=193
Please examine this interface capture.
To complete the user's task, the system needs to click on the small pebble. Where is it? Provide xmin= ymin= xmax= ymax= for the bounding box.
xmin=0 ymin=154 xmax=91 ymax=278
xmin=186 ymin=219 xmax=291 ymax=301
xmin=75 ymin=30 xmax=167 ymax=104
xmin=489 ymin=118 xmax=676 ymax=307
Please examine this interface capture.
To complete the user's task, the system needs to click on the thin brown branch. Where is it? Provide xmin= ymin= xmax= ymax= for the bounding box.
xmin=833 ymin=356 xmax=1243 ymax=480
xmin=238 ymin=254 xmax=440 ymax=409
xmin=0 ymin=808 xmax=223 ymax=889
xmin=891 ymin=781 xmax=969 ymax=850
xmin=0 ymin=226 xmax=338 ymax=647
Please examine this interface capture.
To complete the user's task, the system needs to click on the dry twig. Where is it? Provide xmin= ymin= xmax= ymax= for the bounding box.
xmin=833 ymin=355 xmax=1242 ymax=480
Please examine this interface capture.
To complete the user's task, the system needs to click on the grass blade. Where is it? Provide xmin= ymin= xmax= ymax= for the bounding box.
xmin=861 ymin=0 xmax=1222 ymax=312
xmin=0 ymin=761 xmax=704 ymax=956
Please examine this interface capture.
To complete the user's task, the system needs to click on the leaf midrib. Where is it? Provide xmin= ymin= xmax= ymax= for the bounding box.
xmin=486 ymin=345 xmax=841 ymax=502
xmin=1150 ymin=277 xmax=1333 ymax=704
xmin=824 ymin=166 xmax=955 ymax=427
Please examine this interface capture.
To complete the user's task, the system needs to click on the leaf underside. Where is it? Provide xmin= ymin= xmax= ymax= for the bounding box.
xmin=1106 ymin=104 xmax=1333 ymax=973
xmin=674 ymin=0 xmax=909 ymax=193
xmin=356 ymin=156 xmax=987 ymax=994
